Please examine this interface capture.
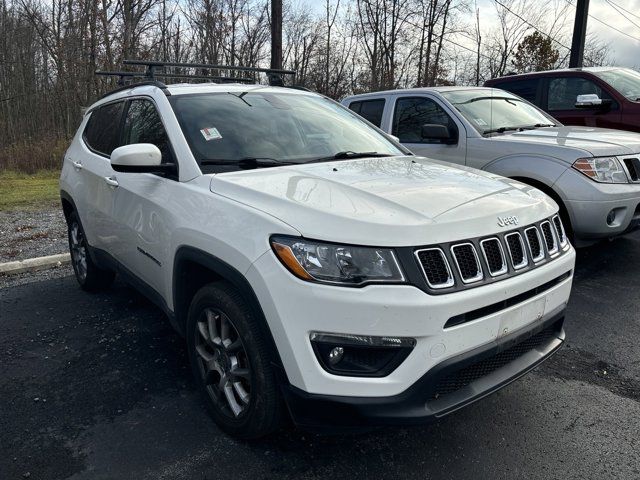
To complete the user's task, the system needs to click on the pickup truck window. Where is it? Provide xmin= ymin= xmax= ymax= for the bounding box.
xmin=348 ymin=99 xmax=385 ymax=127
xmin=392 ymin=97 xmax=456 ymax=143
xmin=122 ymin=99 xmax=175 ymax=164
xmin=490 ymin=78 xmax=540 ymax=104
xmin=83 ymin=101 xmax=124 ymax=156
xmin=547 ymin=77 xmax=615 ymax=111
xmin=441 ymin=90 xmax=555 ymax=135
xmin=170 ymin=92 xmax=403 ymax=171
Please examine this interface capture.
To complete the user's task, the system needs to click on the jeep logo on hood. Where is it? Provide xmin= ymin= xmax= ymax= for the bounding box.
xmin=497 ymin=215 xmax=519 ymax=227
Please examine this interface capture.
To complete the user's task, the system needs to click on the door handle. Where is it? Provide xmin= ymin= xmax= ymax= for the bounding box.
xmin=104 ymin=176 xmax=119 ymax=188
xmin=72 ymin=160 xmax=83 ymax=170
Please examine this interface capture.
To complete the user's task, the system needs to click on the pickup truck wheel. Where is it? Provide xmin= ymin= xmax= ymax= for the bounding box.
xmin=187 ymin=283 xmax=285 ymax=439
xmin=67 ymin=211 xmax=115 ymax=292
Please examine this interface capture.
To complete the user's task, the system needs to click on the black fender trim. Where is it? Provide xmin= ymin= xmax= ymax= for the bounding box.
xmin=172 ymin=246 xmax=287 ymax=374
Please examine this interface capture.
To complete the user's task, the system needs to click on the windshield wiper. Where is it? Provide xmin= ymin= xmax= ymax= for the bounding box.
xmin=200 ymin=157 xmax=295 ymax=169
xmin=482 ymin=126 xmax=521 ymax=135
xmin=306 ymin=151 xmax=394 ymax=164
xmin=519 ymin=123 xmax=556 ymax=130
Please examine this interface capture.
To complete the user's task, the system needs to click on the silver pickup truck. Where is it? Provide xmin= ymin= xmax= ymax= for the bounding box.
xmin=343 ymin=87 xmax=640 ymax=246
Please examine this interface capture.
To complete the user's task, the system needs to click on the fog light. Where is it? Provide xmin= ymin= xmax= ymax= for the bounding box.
xmin=607 ymin=209 xmax=616 ymax=225
xmin=310 ymin=332 xmax=416 ymax=377
xmin=328 ymin=346 xmax=344 ymax=365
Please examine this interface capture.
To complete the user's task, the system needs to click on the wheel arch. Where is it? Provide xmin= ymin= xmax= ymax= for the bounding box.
xmin=172 ymin=246 xmax=286 ymax=372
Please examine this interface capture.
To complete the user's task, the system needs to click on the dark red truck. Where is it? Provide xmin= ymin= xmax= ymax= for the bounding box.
xmin=485 ymin=67 xmax=640 ymax=133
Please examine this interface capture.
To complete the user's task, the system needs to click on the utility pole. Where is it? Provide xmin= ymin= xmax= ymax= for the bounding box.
xmin=569 ymin=0 xmax=589 ymax=68
xmin=270 ymin=0 xmax=283 ymax=70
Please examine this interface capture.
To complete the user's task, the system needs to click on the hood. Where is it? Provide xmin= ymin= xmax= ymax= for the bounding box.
xmin=491 ymin=126 xmax=640 ymax=158
xmin=209 ymin=156 xmax=557 ymax=246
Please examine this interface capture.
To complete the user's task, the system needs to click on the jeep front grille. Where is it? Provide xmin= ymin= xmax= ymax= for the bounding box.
xmin=413 ymin=215 xmax=570 ymax=293
xmin=525 ymin=226 xmax=544 ymax=263
xmin=540 ymin=221 xmax=558 ymax=255
xmin=480 ymin=238 xmax=507 ymax=277
xmin=505 ymin=232 xmax=527 ymax=269
xmin=415 ymin=248 xmax=454 ymax=289
xmin=552 ymin=215 xmax=567 ymax=246
xmin=451 ymin=243 xmax=483 ymax=283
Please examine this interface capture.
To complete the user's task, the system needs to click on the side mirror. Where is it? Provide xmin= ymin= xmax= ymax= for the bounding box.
xmin=421 ymin=124 xmax=456 ymax=144
xmin=575 ymin=94 xmax=612 ymax=110
xmin=110 ymin=144 xmax=175 ymax=173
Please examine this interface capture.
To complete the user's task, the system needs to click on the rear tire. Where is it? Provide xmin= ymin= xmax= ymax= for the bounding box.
xmin=186 ymin=282 xmax=285 ymax=439
xmin=67 ymin=210 xmax=115 ymax=292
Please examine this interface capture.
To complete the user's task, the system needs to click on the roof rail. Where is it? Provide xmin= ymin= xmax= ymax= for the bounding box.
xmin=95 ymin=79 xmax=169 ymax=100
xmin=121 ymin=59 xmax=296 ymax=86
xmin=96 ymin=70 xmax=254 ymax=86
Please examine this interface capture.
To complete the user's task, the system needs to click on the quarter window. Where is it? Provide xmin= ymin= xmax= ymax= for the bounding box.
xmin=122 ymin=99 xmax=174 ymax=163
xmin=348 ymin=99 xmax=385 ymax=127
xmin=547 ymin=77 xmax=614 ymax=111
xmin=83 ymin=102 xmax=124 ymax=156
xmin=392 ymin=97 xmax=457 ymax=144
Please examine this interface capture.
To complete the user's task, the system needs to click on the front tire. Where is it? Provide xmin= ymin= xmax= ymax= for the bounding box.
xmin=187 ymin=283 xmax=285 ymax=439
xmin=67 ymin=211 xmax=115 ymax=292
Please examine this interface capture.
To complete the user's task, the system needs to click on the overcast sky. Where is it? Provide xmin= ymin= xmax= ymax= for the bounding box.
xmin=473 ymin=0 xmax=640 ymax=68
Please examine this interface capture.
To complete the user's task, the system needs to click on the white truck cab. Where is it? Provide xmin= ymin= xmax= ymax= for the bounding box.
xmin=61 ymin=73 xmax=575 ymax=439
xmin=343 ymin=87 xmax=640 ymax=246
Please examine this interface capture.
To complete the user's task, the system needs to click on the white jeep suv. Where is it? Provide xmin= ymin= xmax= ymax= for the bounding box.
xmin=60 ymin=80 xmax=576 ymax=438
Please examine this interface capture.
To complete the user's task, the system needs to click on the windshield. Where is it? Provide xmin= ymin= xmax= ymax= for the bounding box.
xmin=169 ymin=90 xmax=405 ymax=172
xmin=591 ymin=68 xmax=640 ymax=101
xmin=441 ymin=89 xmax=557 ymax=135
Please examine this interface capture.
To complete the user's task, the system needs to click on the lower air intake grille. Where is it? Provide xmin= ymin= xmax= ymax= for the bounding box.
xmin=451 ymin=244 xmax=482 ymax=282
xmin=430 ymin=324 xmax=558 ymax=400
xmin=416 ymin=248 xmax=453 ymax=288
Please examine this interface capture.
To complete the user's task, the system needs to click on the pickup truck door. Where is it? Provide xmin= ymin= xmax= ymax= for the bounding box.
xmin=108 ymin=98 xmax=176 ymax=297
xmin=388 ymin=95 xmax=466 ymax=166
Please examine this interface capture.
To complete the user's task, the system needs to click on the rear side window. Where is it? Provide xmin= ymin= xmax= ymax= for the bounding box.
xmin=492 ymin=78 xmax=540 ymax=104
xmin=547 ymin=77 xmax=614 ymax=111
xmin=392 ymin=97 xmax=456 ymax=143
xmin=122 ymin=99 xmax=174 ymax=163
xmin=348 ymin=99 xmax=385 ymax=127
xmin=83 ymin=102 xmax=124 ymax=156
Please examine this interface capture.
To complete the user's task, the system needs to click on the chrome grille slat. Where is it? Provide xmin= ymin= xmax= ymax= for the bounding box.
xmin=480 ymin=238 xmax=507 ymax=276
xmin=451 ymin=243 xmax=483 ymax=283
xmin=541 ymin=221 xmax=559 ymax=255
xmin=415 ymin=248 xmax=454 ymax=289
xmin=505 ymin=232 xmax=528 ymax=269
xmin=552 ymin=215 xmax=567 ymax=247
xmin=525 ymin=226 xmax=545 ymax=263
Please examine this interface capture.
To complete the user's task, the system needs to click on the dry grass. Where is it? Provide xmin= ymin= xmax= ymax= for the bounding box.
xmin=0 ymin=170 xmax=60 ymax=211
xmin=0 ymin=137 xmax=69 ymax=173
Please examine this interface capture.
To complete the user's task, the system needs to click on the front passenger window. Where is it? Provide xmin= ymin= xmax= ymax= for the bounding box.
xmin=547 ymin=77 xmax=615 ymax=111
xmin=392 ymin=97 xmax=457 ymax=144
xmin=122 ymin=99 xmax=174 ymax=163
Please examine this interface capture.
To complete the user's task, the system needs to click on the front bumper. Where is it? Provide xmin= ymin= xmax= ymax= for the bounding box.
xmin=282 ymin=310 xmax=565 ymax=428
xmin=555 ymin=168 xmax=640 ymax=241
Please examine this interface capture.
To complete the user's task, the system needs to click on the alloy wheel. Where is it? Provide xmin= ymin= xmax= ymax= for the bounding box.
xmin=69 ymin=221 xmax=88 ymax=282
xmin=195 ymin=308 xmax=252 ymax=418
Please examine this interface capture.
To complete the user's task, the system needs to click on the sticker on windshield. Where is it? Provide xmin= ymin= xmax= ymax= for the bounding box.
xmin=474 ymin=118 xmax=488 ymax=126
xmin=200 ymin=127 xmax=222 ymax=141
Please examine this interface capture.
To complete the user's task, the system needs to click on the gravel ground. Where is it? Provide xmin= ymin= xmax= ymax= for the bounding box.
xmin=0 ymin=207 xmax=67 ymax=263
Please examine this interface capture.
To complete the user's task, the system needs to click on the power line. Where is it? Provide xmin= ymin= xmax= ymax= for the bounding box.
xmin=604 ymin=0 xmax=640 ymax=32
xmin=493 ymin=0 xmax=572 ymax=51
xmin=565 ymin=0 xmax=640 ymax=42
xmin=605 ymin=0 xmax=640 ymax=21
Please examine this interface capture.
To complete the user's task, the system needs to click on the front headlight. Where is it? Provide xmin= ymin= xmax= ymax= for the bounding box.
xmin=573 ymin=157 xmax=628 ymax=183
xmin=270 ymin=236 xmax=405 ymax=285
